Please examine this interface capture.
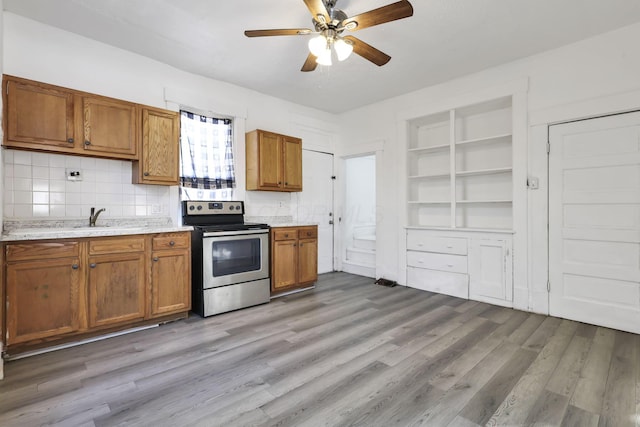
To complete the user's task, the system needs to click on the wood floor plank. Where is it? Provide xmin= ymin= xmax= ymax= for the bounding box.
xmin=0 ymin=272 xmax=638 ymax=427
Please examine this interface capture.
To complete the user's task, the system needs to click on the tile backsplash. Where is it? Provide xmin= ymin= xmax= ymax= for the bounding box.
xmin=3 ymin=150 xmax=171 ymax=219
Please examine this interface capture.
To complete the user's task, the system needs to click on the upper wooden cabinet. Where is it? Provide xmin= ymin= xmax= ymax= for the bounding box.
xmin=4 ymin=77 xmax=77 ymax=150
xmin=3 ymin=75 xmax=180 ymax=177
xmin=81 ymin=95 xmax=137 ymax=158
xmin=132 ymin=107 xmax=180 ymax=185
xmin=246 ymin=129 xmax=303 ymax=192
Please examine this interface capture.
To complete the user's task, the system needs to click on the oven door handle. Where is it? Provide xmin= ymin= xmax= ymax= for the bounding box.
xmin=203 ymin=229 xmax=269 ymax=237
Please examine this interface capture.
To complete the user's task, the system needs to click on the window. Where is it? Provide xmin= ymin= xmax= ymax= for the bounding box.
xmin=179 ymin=110 xmax=235 ymax=200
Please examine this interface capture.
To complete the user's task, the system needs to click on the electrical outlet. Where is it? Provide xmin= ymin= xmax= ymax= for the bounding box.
xmin=151 ymin=204 xmax=162 ymax=214
xmin=66 ymin=169 xmax=82 ymax=181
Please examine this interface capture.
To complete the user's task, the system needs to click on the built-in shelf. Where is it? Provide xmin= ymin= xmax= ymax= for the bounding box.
xmin=408 ymin=143 xmax=450 ymax=153
xmin=407 ymin=95 xmax=514 ymax=230
xmin=456 ymin=167 xmax=512 ymax=177
xmin=456 ymin=199 xmax=512 ymax=204
xmin=408 ymin=172 xmax=450 ymax=180
xmin=456 ymin=133 xmax=512 ymax=147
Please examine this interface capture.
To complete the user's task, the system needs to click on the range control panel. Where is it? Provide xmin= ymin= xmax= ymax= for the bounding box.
xmin=183 ymin=200 xmax=245 ymax=215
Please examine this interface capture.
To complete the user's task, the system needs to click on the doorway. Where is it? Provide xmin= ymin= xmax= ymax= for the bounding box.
xmin=342 ymin=154 xmax=376 ymax=278
xmin=548 ymin=111 xmax=640 ymax=334
xmin=297 ymin=149 xmax=334 ymax=274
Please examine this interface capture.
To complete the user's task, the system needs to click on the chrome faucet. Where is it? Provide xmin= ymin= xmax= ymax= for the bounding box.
xmin=89 ymin=207 xmax=106 ymax=227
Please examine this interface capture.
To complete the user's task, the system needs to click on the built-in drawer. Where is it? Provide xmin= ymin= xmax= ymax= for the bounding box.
xmin=272 ymin=228 xmax=297 ymax=241
xmin=152 ymin=232 xmax=190 ymax=250
xmin=6 ymin=241 xmax=80 ymax=261
xmin=407 ymin=266 xmax=469 ymax=299
xmin=89 ymin=236 xmax=145 ymax=254
xmin=298 ymin=227 xmax=317 ymax=239
xmin=406 ymin=250 xmax=468 ymax=274
xmin=407 ymin=231 xmax=467 ymax=255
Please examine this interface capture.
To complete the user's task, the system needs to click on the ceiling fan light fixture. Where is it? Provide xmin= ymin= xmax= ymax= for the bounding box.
xmin=334 ymin=37 xmax=353 ymax=61
xmin=308 ymin=35 xmax=328 ymax=57
xmin=316 ymin=47 xmax=333 ymax=66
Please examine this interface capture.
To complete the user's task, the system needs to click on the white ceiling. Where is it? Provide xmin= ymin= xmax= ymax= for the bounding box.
xmin=5 ymin=0 xmax=640 ymax=114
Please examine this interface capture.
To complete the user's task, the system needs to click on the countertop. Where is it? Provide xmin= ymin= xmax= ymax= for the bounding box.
xmin=269 ymin=223 xmax=318 ymax=228
xmin=1 ymin=217 xmax=193 ymax=242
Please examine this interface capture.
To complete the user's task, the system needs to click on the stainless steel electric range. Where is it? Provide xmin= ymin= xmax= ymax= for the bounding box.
xmin=182 ymin=200 xmax=270 ymax=317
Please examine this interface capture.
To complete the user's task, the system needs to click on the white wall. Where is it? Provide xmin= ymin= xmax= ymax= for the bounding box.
xmin=2 ymin=13 xmax=339 ymax=224
xmin=338 ymin=21 xmax=640 ymax=312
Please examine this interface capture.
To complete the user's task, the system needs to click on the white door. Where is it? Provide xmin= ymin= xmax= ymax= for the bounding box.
xmin=298 ymin=150 xmax=334 ymax=274
xmin=549 ymin=111 xmax=640 ymax=334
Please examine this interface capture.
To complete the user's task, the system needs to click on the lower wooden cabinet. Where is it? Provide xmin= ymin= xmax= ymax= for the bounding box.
xmin=6 ymin=256 xmax=81 ymax=345
xmin=2 ymin=231 xmax=191 ymax=351
xmin=150 ymin=233 xmax=191 ymax=317
xmin=271 ymin=226 xmax=318 ymax=295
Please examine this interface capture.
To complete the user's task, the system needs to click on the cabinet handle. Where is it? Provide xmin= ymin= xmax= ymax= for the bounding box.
xmin=71 ymin=264 xmax=79 ymax=270
xmin=153 ymin=257 xmax=159 ymax=262
xmin=278 ymin=181 xmax=282 ymax=185
xmin=300 ymin=243 xmax=303 ymax=247
xmin=84 ymin=140 xmax=91 ymax=146
xmin=285 ymin=182 xmax=288 ymax=185
xmin=89 ymin=263 xmax=96 ymax=268
xmin=143 ymin=172 xmax=150 ymax=176
xmin=447 ymin=264 xmax=454 ymax=267
xmin=169 ymin=241 xmax=175 ymax=246
xmin=284 ymin=234 xmax=289 ymax=238
xmin=67 ymin=138 xmax=74 ymax=143
xmin=293 ymin=244 xmax=297 ymax=247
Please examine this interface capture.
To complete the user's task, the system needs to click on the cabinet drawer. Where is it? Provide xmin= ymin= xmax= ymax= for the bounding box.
xmin=89 ymin=236 xmax=145 ymax=254
xmin=272 ymin=228 xmax=297 ymax=241
xmin=298 ymin=227 xmax=317 ymax=239
xmin=407 ymin=250 xmax=467 ymax=274
xmin=407 ymin=266 xmax=469 ymax=299
xmin=407 ymin=232 xmax=467 ymax=255
xmin=6 ymin=241 xmax=80 ymax=261
xmin=152 ymin=232 xmax=190 ymax=250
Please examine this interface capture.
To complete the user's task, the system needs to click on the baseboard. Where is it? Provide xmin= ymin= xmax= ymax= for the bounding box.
xmin=342 ymin=261 xmax=376 ymax=278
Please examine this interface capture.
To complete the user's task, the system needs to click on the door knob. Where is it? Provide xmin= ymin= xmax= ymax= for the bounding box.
xmin=329 ymin=220 xmax=334 ymax=225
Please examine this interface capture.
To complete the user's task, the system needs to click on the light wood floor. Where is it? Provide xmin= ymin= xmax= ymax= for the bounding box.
xmin=1 ymin=272 xmax=638 ymax=426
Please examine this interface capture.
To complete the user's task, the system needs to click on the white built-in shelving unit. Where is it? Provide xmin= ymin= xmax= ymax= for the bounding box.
xmin=400 ymin=82 xmax=528 ymax=308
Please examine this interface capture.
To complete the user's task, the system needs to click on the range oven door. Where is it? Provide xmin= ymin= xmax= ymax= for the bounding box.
xmin=202 ymin=229 xmax=269 ymax=289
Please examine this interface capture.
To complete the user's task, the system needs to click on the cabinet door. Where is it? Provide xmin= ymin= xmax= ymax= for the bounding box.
xmin=82 ymin=96 xmax=137 ymax=158
xmin=257 ymin=131 xmax=282 ymax=189
xmin=87 ymin=253 xmax=146 ymax=328
xmin=150 ymin=249 xmax=191 ymax=316
xmin=5 ymin=78 xmax=76 ymax=149
xmin=469 ymin=239 xmax=512 ymax=304
xmin=272 ymin=240 xmax=298 ymax=290
xmin=282 ymin=136 xmax=303 ymax=191
xmin=134 ymin=107 xmax=180 ymax=185
xmin=298 ymin=238 xmax=318 ymax=285
xmin=6 ymin=258 xmax=81 ymax=345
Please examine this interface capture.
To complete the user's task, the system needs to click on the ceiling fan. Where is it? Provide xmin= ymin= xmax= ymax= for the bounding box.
xmin=244 ymin=0 xmax=414 ymax=71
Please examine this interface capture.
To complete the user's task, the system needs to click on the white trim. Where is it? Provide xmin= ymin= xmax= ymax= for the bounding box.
xmin=397 ymin=78 xmax=529 ymax=122
xmin=530 ymin=87 xmax=640 ymax=125
xmin=164 ymin=86 xmax=247 ymax=119
xmin=339 ymin=139 xmax=385 ymax=158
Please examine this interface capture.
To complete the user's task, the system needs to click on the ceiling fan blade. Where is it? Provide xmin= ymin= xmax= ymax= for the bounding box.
xmin=303 ymin=0 xmax=331 ymax=23
xmin=301 ymin=53 xmax=318 ymax=72
xmin=342 ymin=0 xmax=413 ymax=31
xmin=244 ymin=29 xmax=312 ymax=37
xmin=343 ymin=36 xmax=391 ymax=66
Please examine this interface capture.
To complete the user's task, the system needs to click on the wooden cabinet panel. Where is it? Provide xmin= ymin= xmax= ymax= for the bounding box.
xmin=298 ymin=238 xmax=318 ymax=285
xmin=6 ymin=257 xmax=81 ymax=345
xmin=89 ymin=236 xmax=145 ymax=255
xmin=81 ymin=95 xmax=137 ymax=158
xmin=133 ymin=107 xmax=179 ymax=185
xmin=4 ymin=77 xmax=76 ymax=149
xmin=87 ymin=253 xmax=146 ymax=328
xmin=151 ymin=249 xmax=191 ymax=317
xmin=152 ymin=232 xmax=190 ymax=250
xmin=282 ymin=136 xmax=302 ymax=191
xmin=272 ymin=240 xmax=298 ymax=290
xmin=270 ymin=226 xmax=318 ymax=295
xmin=6 ymin=241 xmax=80 ymax=261
xmin=246 ymin=129 xmax=302 ymax=192
xmin=257 ymin=131 xmax=281 ymax=189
